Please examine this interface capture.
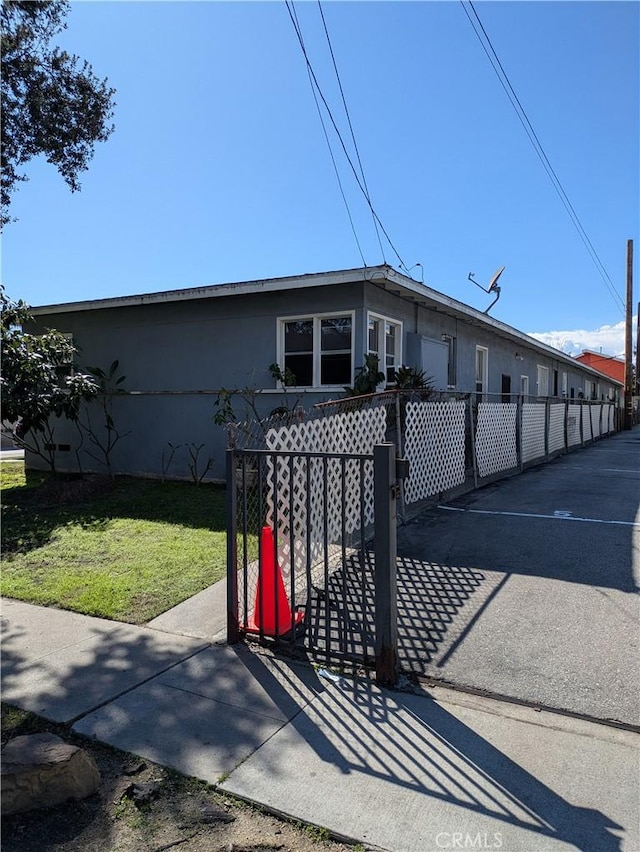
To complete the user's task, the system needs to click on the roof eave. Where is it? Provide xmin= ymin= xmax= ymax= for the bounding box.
xmin=31 ymin=264 xmax=623 ymax=387
xmin=30 ymin=266 xmax=388 ymax=316
xmin=379 ymin=269 xmax=624 ymax=386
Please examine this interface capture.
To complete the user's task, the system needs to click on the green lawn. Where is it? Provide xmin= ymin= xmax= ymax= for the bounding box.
xmin=0 ymin=462 xmax=230 ymax=623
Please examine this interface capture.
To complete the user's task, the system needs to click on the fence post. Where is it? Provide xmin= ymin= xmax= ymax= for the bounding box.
xmin=469 ymin=399 xmax=479 ymax=489
xmin=395 ymin=390 xmax=407 ymax=524
xmin=544 ymin=399 xmax=551 ymax=460
xmin=226 ymin=448 xmax=240 ymax=644
xmin=517 ymin=396 xmax=523 ymax=471
xmin=374 ymin=443 xmax=399 ymax=687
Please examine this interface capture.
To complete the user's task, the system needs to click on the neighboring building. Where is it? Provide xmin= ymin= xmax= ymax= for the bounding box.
xmin=576 ymin=349 xmax=626 ymax=390
xmin=1 ymin=422 xmax=20 ymax=450
xmin=28 ymin=265 xmax=622 ymax=480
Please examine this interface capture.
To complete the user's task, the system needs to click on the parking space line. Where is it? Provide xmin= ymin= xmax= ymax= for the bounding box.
xmin=563 ymin=466 xmax=639 ymax=474
xmin=438 ymin=506 xmax=640 ymax=527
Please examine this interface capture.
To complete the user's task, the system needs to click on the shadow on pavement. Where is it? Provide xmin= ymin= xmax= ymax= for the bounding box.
xmin=1 ymin=601 xmax=634 ymax=852
xmin=303 ymin=551 xmax=507 ymax=672
xmin=228 ymin=653 xmax=630 ymax=852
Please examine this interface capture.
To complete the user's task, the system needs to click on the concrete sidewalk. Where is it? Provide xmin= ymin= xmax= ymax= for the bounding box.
xmin=2 ymin=597 xmax=638 ymax=852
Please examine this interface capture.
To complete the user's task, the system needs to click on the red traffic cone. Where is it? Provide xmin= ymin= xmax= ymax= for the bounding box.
xmin=245 ymin=526 xmax=304 ymax=637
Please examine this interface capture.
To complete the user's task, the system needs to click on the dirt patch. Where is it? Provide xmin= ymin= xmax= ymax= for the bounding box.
xmin=28 ymin=473 xmax=116 ymax=506
xmin=1 ymin=706 xmax=358 ymax=852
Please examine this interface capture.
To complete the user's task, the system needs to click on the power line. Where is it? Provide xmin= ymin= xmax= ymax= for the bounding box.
xmin=316 ymin=0 xmax=386 ymax=264
xmin=461 ymin=0 xmax=625 ymax=315
xmin=285 ymin=0 xmax=408 ymax=271
xmin=289 ymin=2 xmax=366 ymax=266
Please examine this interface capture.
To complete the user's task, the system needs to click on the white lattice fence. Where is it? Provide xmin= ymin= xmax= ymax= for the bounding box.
xmin=567 ymin=405 xmax=581 ymax=447
xmin=582 ymin=405 xmax=593 ymax=442
xmin=403 ymin=401 xmax=466 ymax=502
xmin=475 ymin=403 xmax=517 ymax=478
xmin=548 ymin=404 xmax=566 ymax=454
xmin=607 ymin=404 xmax=615 ymax=433
xmin=591 ymin=405 xmax=602 ymax=439
xmin=522 ymin=403 xmax=546 ymax=463
xmin=264 ymin=408 xmax=387 ymax=580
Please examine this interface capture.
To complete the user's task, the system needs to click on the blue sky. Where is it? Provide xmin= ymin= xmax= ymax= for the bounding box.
xmin=2 ymin=0 xmax=638 ymax=355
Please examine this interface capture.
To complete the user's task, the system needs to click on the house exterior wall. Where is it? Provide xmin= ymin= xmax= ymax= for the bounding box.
xmin=25 ymin=273 xmax=621 ymax=480
xmin=27 ymin=281 xmax=368 ymax=480
xmin=361 ymin=283 xmax=620 ymax=401
xmin=31 ymin=281 xmax=366 ymax=393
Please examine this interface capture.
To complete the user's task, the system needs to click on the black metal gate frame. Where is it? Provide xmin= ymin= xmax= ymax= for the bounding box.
xmin=226 ymin=445 xmax=401 ymax=686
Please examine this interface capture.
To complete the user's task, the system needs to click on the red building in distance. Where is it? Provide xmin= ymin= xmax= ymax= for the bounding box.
xmin=575 ymin=350 xmax=625 ymax=384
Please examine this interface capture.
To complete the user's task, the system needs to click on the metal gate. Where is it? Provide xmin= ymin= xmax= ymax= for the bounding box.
xmin=226 ymin=445 xmax=400 ymax=684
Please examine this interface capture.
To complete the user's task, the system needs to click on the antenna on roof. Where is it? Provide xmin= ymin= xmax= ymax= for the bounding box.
xmin=468 ymin=266 xmax=505 ymax=314
xmin=399 ymin=261 xmax=424 ymax=284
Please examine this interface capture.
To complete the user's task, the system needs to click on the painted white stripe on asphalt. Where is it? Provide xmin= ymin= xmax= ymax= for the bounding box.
xmin=437 ymin=506 xmax=640 ymax=527
xmin=567 ymin=466 xmax=639 ymax=474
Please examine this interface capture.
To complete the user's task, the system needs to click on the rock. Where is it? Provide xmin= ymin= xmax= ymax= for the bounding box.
xmin=122 ymin=760 xmax=147 ymax=776
xmin=1 ymin=733 xmax=101 ymax=816
xmin=123 ymin=780 xmax=162 ymax=806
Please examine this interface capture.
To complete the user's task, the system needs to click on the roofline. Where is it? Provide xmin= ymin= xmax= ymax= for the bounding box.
xmin=381 ymin=268 xmax=624 ymax=386
xmin=576 ymin=349 xmax=625 ymax=362
xmin=30 ymin=266 xmax=387 ymax=315
xmin=31 ymin=264 xmax=623 ymax=387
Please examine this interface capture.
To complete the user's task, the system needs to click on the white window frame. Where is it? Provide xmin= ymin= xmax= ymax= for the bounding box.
xmin=561 ymin=371 xmax=568 ymax=397
xmin=475 ymin=345 xmax=488 ymax=395
xmin=367 ymin=312 xmax=403 ymax=386
xmin=536 ymin=364 xmax=549 ymax=397
xmin=520 ymin=375 xmax=530 ymax=397
xmin=277 ymin=311 xmax=355 ymax=389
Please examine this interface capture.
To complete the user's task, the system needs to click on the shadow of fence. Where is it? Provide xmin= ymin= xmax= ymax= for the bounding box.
xmin=299 ymin=552 xmax=507 ymax=675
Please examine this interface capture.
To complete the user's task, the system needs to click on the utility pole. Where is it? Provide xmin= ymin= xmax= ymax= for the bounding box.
xmin=624 ymin=239 xmax=634 ymax=429
xmin=636 ymin=300 xmax=639 ymax=397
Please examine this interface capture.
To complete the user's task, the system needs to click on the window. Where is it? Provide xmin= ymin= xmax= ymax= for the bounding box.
xmin=441 ymin=334 xmax=457 ymax=388
xmin=280 ymin=313 xmax=353 ymax=388
xmin=475 ymin=346 xmax=488 ymax=395
xmin=520 ymin=375 xmax=530 ymax=398
xmin=536 ymin=365 xmax=549 ymax=396
xmin=561 ymin=371 xmax=568 ymax=397
xmin=367 ymin=313 xmax=402 ymax=384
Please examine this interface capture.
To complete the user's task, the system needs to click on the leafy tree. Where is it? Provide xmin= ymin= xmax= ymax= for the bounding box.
xmin=0 ymin=286 xmax=98 ymax=472
xmin=1 ymin=0 xmax=116 ymax=226
xmin=75 ymin=360 xmax=130 ymax=477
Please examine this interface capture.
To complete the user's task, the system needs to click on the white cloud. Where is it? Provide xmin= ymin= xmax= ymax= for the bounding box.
xmin=527 ymin=317 xmax=637 ymax=359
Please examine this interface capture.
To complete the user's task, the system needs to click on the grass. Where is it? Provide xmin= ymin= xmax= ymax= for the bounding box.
xmin=1 ymin=461 xmax=233 ymax=623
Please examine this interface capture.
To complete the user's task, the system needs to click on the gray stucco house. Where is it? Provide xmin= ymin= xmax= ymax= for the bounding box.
xmin=29 ymin=265 xmax=622 ymax=480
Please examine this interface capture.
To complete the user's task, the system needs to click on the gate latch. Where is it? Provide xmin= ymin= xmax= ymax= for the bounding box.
xmin=395 ymin=457 xmax=410 ymax=482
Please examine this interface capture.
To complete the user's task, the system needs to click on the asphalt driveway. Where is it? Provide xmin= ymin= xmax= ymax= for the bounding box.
xmin=396 ymin=427 xmax=640 ymax=727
